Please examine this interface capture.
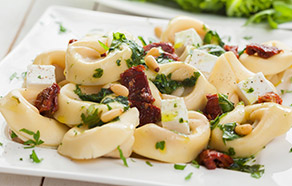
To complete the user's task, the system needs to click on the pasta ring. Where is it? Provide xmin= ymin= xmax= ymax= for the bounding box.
xmin=65 ymin=34 xmax=132 ymax=85
xmin=54 ymin=83 xmax=125 ymax=126
xmin=160 ymin=16 xmax=209 ymax=44
xmin=209 ymin=103 xmax=292 ymax=157
xmin=57 ymin=108 xmax=139 ymax=159
xmin=33 ymin=50 xmax=66 ymax=83
xmin=133 ymin=111 xmax=210 ymax=163
xmin=0 ymin=89 xmax=69 ymax=147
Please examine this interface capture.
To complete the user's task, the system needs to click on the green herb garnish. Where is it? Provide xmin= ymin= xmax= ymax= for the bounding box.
xmin=74 ymin=85 xmax=113 ymax=103
xmin=227 ymin=147 xmax=236 ymax=156
xmin=198 ymin=44 xmax=225 ymax=57
xmin=138 ymin=36 xmax=147 ymax=46
xmin=59 ymin=23 xmax=67 ymax=33
xmin=10 ymin=130 xmax=18 ymax=139
xmin=174 ymin=164 xmax=187 ymax=170
xmin=185 ymin=172 xmax=193 ymax=181
xmin=9 ymin=72 xmax=18 ymax=81
xmin=37 ymin=75 xmax=41 ymax=79
xmin=146 ymin=161 xmax=153 ymax=167
xmin=93 ymin=68 xmax=103 ymax=78
xmin=281 ymin=89 xmax=292 ymax=94
xmin=289 ymin=147 xmax=292 ymax=153
xmin=155 ymin=141 xmax=165 ymax=150
xmin=116 ymin=59 xmax=121 ymax=66
xmin=81 ymin=105 xmax=104 ymax=129
xmin=210 ymin=113 xmax=227 ymax=130
xmin=98 ymin=40 xmax=109 ymax=51
xmin=19 ymin=129 xmax=44 ymax=148
xmin=218 ymin=122 xmax=241 ymax=144
xmin=0 ymin=142 xmax=2 ymax=146
xmin=246 ymin=87 xmax=254 ymax=93
xmin=243 ymin=36 xmax=253 ymax=40
xmin=117 ymin=145 xmax=128 ymax=167
xmin=218 ymin=94 xmax=234 ymax=113
xmin=30 ymin=150 xmax=43 ymax=163
xmin=203 ymin=30 xmax=225 ymax=47
xmin=191 ymin=160 xmax=200 ymax=168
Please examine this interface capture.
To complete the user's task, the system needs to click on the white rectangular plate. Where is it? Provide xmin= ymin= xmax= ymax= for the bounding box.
xmin=1 ymin=6 xmax=292 ymax=186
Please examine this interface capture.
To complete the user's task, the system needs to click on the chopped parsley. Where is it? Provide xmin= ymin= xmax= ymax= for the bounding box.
xmin=30 ymin=150 xmax=43 ymax=163
xmin=238 ymin=47 xmax=246 ymax=57
xmin=93 ymin=68 xmax=103 ymax=78
xmin=106 ymin=104 xmax=112 ymax=110
xmin=227 ymin=147 xmax=236 ymax=156
xmin=146 ymin=161 xmax=153 ymax=167
xmin=246 ymin=87 xmax=254 ymax=93
xmin=109 ymin=32 xmax=144 ymax=68
xmin=289 ymin=147 xmax=292 ymax=153
xmin=174 ymin=164 xmax=187 ymax=170
xmin=290 ymin=77 xmax=292 ymax=83
xmin=10 ymin=130 xmax=18 ymax=139
xmin=37 ymin=75 xmax=41 ymax=79
xmin=101 ymin=96 xmax=129 ymax=111
xmin=58 ymin=23 xmax=67 ymax=33
xmin=19 ymin=158 xmax=23 ymax=161
xmin=21 ymin=71 xmax=27 ymax=79
xmin=203 ymin=30 xmax=225 ymax=47
xmin=185 ymin=172 xmax=193 ymax=181
xmin=9 ymin=72 xmax=19 ymax=81
xmin=81 ymin=105 xmax=104 ymax=129
xmin=152 ymin=72 xmax=200 ymax=94
xmin=74 ymin=85 xmax=113 ymax=103
xmin=191 ymin=160 xmax=200 ymax=168
xmin=243 ymin=36 xmax=253 ymax=40
xmin=156 ymin=53 xmax=175 ymax=64
xmin=98 ymin=40 xmax=109 ymax=51
xmin=117 ymin=145 xmax=128 ymax=167
xmin=19 ymin=128 xmax=44 ymax=148
xmin=116 ymin=59 xmax=121 ymax=66
xmin=179 ymin=118 xmax=184 ymax=123
xmin=210 ymin=113 xmax=227 ymax=130
xmin=198 ymin=44 xmax=225 ymax=57
xmin=281 ymin=89 xmax=292 ymax=94
xmin=218 ymin=94 xmax=234 ymax=113
xmin=174 ymin=103 xmax=177 ymax=108
xmin=0 ymin=142 xmax=2 ymax=146
xmin=218 ymin=122 xmax=241 ymax=144
xmin=155 ymin=141 xmax=165 ymax=150
xmin=229 ymin=156 xmax=264 ymax=179
xmin=138 ymin=36 xmax=147 ymax=46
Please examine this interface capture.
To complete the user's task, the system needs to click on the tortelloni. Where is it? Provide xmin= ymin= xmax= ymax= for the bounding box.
xmin=133 ymin=111 xmax=210 ymax=163
xmin=0 ymin=89 xmax=69 ymax=147
xmin=58 ymin=108 xmax=139 ymax=159
xmin=209 ymin=103 xmax=292 ymax=157
xmin=147 ymin=62 xmax=217 ymax=110
xmin=53 ymin=83 xmax=125 ymax=126
xmin=160 ymin=16 xmax=209 ymax=44
xmin=65 ymin=34 xmax=132 ymax=85
xmin=239 ymin=41 xmax=292 ymax=85
xmin=33 ymin=50 xmax=66 ymax=83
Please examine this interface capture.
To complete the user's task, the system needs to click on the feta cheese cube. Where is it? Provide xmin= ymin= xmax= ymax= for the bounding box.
xmin=174 ymin=28 xmax=203 ymax=55
xmin=161 ymin=97 xmax=190 ymax=134
xmin=185 ymin=49 xmax=218 ymax=78
xmin=26 ymin=65 xmax=56 ymax=90
xmin=237 ymin=72 xmax=276 ymax=105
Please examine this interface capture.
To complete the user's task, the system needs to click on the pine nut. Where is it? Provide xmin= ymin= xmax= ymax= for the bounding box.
xmin=145 ymin=55 xmax=160 ymax=72
xmin=101 ymin=108 xmax=123 ymax=123
xmin=154 ymin=26 xmax=163 ymax=38
xmin=110 ymin=84 xmax=129 ymax=97
xmin=145 ymin=48 xmax=160 ymax=58
xmin=235 ymin=124 xmax=253 ymax=136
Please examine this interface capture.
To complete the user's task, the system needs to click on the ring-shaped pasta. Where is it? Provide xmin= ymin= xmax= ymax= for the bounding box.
xmin=160 ymin=16 xmax=209 ymax=44
xmin=0 ymin=89 xmax=69 ymax=147
xmin=65 ymin=35 xmax=132 ymax=85
xmin=53 ymin=83 xmax=125 ymax=126
xmin=209 ymin=103 xmax=292 ymax=157
xmin=57 ymin=108 xmax=139 ymax=159
xmin=133 ymin=111 xmax=210 ymax=163
xmin=33 ymin=50 xmax=66 ymax=83
xmin=239 ymin=41 xmax=292 ymax=76
xmin=147 ymin=62 xmax=217 ymax=110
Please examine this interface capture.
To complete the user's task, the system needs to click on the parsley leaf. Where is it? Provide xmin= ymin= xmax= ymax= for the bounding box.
xmin=81 ymin=105 xmax=104 ymax=129
xmin=0 ymin=142 xmax=2 ymax=146
xmin=117 ymin=145 xmax=128 ymax=167
xmin=203 ymin=30 xmax=225 ymax=47
xmin=289 ymin=147 xmax=292 ymax=153
xmin=116 ymin=59 xmax=121 ymax=66
xmin=74 ymin=85 xmax=113 ymax=103
xmin=19 ymin=129 xmax=44 ymax=148
xmin=155 ymin=141 xmax=165 ymax=150
xmin=30 ymin=150 xmax=43 ymax=163
xmin=93 ymin=68 xmax=103 ymax=78
xmin=58 ymin=23 xmax=67 ymax=33
xmin=9 ymin=72 xmax=19 ymax=81
xmin=138 ymin=36 xmax=147 ymax=46
xmin=146 ymin=161 xmax=153 ymax=167
xmin=174 ymin=164 xmax=187 ymax=170
xmin=10 ymin=130 xmax=18 ymax=139
xmin=98 ymin=40 xmax=109 ymax=51
xmin=185 ymin=172 xmax=193 ymax=181
xmin=198 ymin=44 xmax=225 ymax=57
xmin=210 ymin=113 xmax=227 ymax=130
xmin=218 ymin=122 xmax=241 ymax=144
xmin=191 ymin=160 xmax=200 ymax=168
xmin=218 ymin=94 xmax=234 ymax=113
xmin=227 ymin=147 xmax=236 ymax=156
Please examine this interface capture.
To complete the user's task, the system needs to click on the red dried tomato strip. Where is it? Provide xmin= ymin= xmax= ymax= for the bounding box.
xmin=245 ymin=43 xmax=282 ymax=59
xmin=143 ymin=42 xmax=175 ymax=54
xmin=257 ymin=92 xmax=282 ymax=105
xmin=162 ymin=52 xmax=180 ymax=61
xmin=198 ymin=149 xmax=234 ymax=169
xmin=120 ymin=65 xmax=161 ymax=126
xmin=34 ymin=83 xmax=60 ymax=117
xmin=204 ymin=94 xmax=223 ymax=120
xmin=224 ymin=45 xmax=239 ymax=58
xmin=68 ymin=39 xmax=77 ymax=45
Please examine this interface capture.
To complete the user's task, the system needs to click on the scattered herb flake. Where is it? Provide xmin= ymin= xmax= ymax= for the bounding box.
xmin=93 ymin=68 xmax=103 ymax=78
xmin=30 ymin=150 xmax=43 ymax=163
xmin=218 ymin=94 xmax=234 ymax=113
xmin=218 ymin=122 xmax=241 ymax=144
xmin=116 ymin=59 xmax=121 ymax=66
xmin=290 ymin=147 xmax=292 ymax=153
xmin=281 ymin=89 xmax=292 ymax=94
xmin=229 ymin=157 xmax=264 ymax=179
xmin=243 ymin=36 xmax=253 ymax=40
xmin=117 ymin=145 xmax=128 ymax=167
xmin=174 ymin=164 xmax=187 ymax=170
xmin=146 ymin=161 xmax=153 ymax=167
xmin=185 ymin=172 xmax=193 ymax=181
xmin=191 ymin=160 xmax=200 ymax=168
xmin=59 ymin=23 xmax=67 ymax=33
xmin=203 ymin=30 xmax=225 ymax=47
xmin=21 ymin=71 xmax=27 ymax=79
xmin=138 ymin=36 xmax=147 ymax=46
xmin=155 ymin=141 xmax=165 ymax=150
xmin=11 ymin=131 xmax=18 ymax=139
xmin=9 ymin=72 xmax=18 ymax=81
xmin=19 ymin=128 xmax=44 ymax=148
xmin=98 ymin=40 xmax=109 ymax=51
xmin=0 ymin=142 xmax=2 ymax=146
xmin=81 ymin=105 xmax=104 ymax=129
xmin=246 ymin=87 xmax=254 ymax=93
xmin=228 ymin=147 xmax=236 ymax=156
xmin=19 ymin=158 xmax=23 ymax=161
xmin=37 ymin=75 xmax=41 ymax=79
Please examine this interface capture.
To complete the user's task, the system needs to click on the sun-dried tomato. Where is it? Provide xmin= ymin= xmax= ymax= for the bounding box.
xmin=245 ymin=43 xmax=282 ymax=59
xmin=204 ymin=94 xmax=222 ymax=120
xmin=120 ymin=65 xmax=161 ymax=126
xmin=34 ymin=83 xmax=60 ymax=117
xmin=162 ymin=52 xmax=180 ymax=61
xmin=143 ymin=42 xmax=175 ymax=54
xmin=68 ymin=39 xmax=77 ymax=45
xmin=198 ymin=149 xmax=234 ymax=169
xmin=224 ymin=45 xmax=239 ymax=58
xmin=257 ymin=92 xmax=282 ymax=105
